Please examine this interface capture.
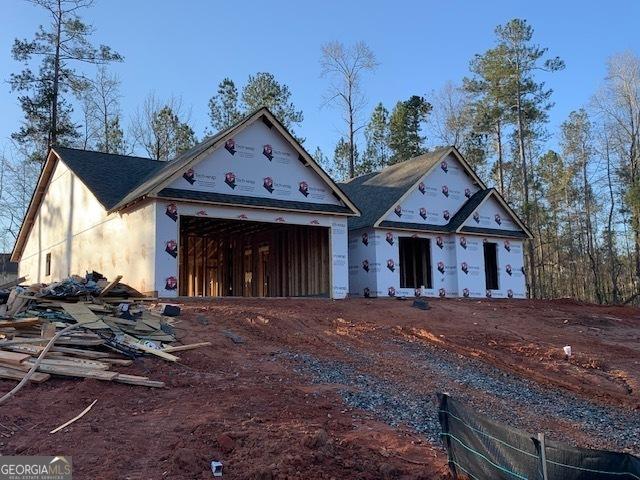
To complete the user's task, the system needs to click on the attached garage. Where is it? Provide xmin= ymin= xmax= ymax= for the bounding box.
xmin=178 ymin=216 xmax=330 ymax=297
xmin=12 ymin=108 xmax=360 ymax=299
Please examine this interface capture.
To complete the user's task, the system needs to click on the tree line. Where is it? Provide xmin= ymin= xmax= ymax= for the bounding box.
xmin=3 ymin=1 xmax=640 ymax=305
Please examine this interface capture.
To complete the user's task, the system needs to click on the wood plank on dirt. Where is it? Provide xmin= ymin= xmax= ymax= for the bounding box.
xmin=49 ymin=346 xmax=111 ymax=359
xmin=114 ymin=373 xmax=165 ymax=388
xmin=26 ymin=362 xmax=119 ymax=380
xmin=0 ymin=365 xmax=50 ymax=383
xmin=161 ymin=342 xmax=211 ymax=353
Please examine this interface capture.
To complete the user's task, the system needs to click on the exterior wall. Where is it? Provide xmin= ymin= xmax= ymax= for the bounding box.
xmin=18 ymin=161 xmax=156 ymax=293
xmin=347 ymin=227 xmax=377 ymax=297
xmin=462 ymin=195 xmax=521 ymax=231
xmin=373 ymin=229 xmax=457 ymax=298
xmin=345 ymin=228 xmax=527 ymax=299
xmin=154 ymin=200 xmax=349 ymax=298
xmin=383 ymin=153 xmax=480 ymax=225
xmin=166 ymin=120 xmax=341 ymax=206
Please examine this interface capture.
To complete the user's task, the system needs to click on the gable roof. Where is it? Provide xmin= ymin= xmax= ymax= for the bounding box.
xmin=377 ymin=188 xmax=532 ymax=239
xmin=340 ymin=146 xmax=486 ymax=231
xmin=110 ymin=107 xmax=360 ymax=216
xmin=11 ymin=108 xmax=360 ymax=262
xmin=54 ymin=147 xmax=165 ymax=210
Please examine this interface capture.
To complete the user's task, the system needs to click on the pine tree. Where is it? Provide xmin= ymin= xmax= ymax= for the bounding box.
xmin=388 ymin=96 xmax=431 ymax=164
xmin=9 ymin=0 xmax=122 ymax=161
xmin=241 ymin=72 xmax=303 ymax=132
xmin=333 ymin=138 xmax=358 ymax=180
xmin=363 ymin=103 xmax=390 ymax=173
xmin=208 ymin=78 xmax=241 ymax=132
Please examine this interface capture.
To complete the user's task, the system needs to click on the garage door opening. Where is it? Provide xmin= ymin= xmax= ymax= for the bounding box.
xmin=179 ymin=216 xmax=330 ymax=297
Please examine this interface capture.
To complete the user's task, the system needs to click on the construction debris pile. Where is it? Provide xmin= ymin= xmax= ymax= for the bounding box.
xmin=0 ymin=273 xmax=203 ymax=389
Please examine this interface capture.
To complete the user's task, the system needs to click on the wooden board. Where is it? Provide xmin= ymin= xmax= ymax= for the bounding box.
xmin=98 ymin=275 xmax=123 ymax=297
xmin=0 ymin=365 xmax=50 ymax=383
xmin=114 ymin=373 xmax=165 ymax=388
xmin=26 ymin=362 xmax=119 ymax=380
xmin=162 ymin=342 xmax=211 ymax=353
xmin=49 ymin=346 xmax=111 ymax=359
xmin=0 ymin=350 xmax=31 ymax=365
xmin=0 ymin=317 xmax=41 ymax=328
xmin=38 ymin=357 xmax=110 ymax=370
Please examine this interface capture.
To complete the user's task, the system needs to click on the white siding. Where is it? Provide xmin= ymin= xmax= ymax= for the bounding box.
xmin=19 ymin=160 xmax=156 ymax=294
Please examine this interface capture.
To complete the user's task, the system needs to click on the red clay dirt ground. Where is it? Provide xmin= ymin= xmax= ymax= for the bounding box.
xmin=0 ymin=297 xmax=639 ymax=479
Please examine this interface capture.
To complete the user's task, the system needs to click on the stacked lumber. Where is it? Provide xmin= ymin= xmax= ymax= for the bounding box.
xmin=0 ymin=272 xmax=204 ymax=389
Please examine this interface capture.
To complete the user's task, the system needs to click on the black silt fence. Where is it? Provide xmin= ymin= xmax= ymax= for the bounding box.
xmin=438 ymin=393 xmax=640 ymax=480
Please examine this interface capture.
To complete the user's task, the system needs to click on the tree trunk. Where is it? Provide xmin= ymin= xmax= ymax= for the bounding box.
xmin=50 ymin=0 xmax=63 ymax=147
xmin=515 ymin=80 xmax=536 ymax=298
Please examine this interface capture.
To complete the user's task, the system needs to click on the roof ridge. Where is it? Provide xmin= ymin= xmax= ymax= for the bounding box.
xmin=54 ymin=146 xmax=162 ymax=163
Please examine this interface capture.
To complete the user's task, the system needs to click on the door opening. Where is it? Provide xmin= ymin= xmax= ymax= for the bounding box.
xmin=399 ymin=237 xmax=432 ymax=289
xmin=484 ymin=242 xmax=499 ymax=290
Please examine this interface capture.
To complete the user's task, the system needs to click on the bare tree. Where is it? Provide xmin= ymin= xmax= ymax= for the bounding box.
xmin=81 ymin=66 xmax=124 ymax=153
xmin=320 ymin=41 xmax=378 ymax=178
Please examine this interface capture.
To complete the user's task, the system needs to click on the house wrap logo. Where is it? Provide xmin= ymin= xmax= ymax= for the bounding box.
xmin=506 ymin=264 xmax=512 ymax=276
xmin=464 ymin=187 xmax=472 ymax=198
xmin=362 ymin=260 xmax=370 ymax=272
xmin=0 ymin=455 xmax=72 ymax=480
xmin=263 ymin=176 xmax=274 ymax=193
xmin=459 ymin=236 xmax=467 ymax=249
xmin=494 ymin=213 xmax=502 ymax=225
xmin=394 ymin=205 xmax=402 ymax=218
xmin=440 ymin=160 xmax=448 ymax=173
xmin=507 ymin=289 xmax=514 ymax=298
xmin=443 ymin=209 xmax=450 ymax=221
xmin=441 ymin=185 xmax=449 ymax=197
xmin=418 ymin=181 xmax=426 ymax=194
xmin=463 ymin=288 xmax=470 ymax=297
xmin=225 ymin=138 xmax=236 ymax=155
xmin=504 ymin=240 xmax=511 ymax=252
xmin=386 ymin=259 xmax=395 ymax=272
xmin=263 ymin=144 xmax=274 ymax=160
xmin=165 ymin=203 xmax=178 ymax=222
xmin=298 ymin=181 xmax=309 ymax=197
xmin=361 ymin=232 xmax=369 ymax=246
xmin=419 ymin=207 xmax=427 ymax=220
xmin=385 ymin=232 xmax=394 ymax=245
xmin=388 ymin=287 xmax=396 ymax=297
xmin=436 ymin=236 xmax=444 ymax=249
xmin=224 ymin=172 xmax=236 ymax=189
xmin=461 ymin=261 xmax=469 ymax=274
xmin=165 ymin=240 xmax=177 ymax=258
xmin=439 ymin=288 xmax=446 ymax=297
xmin=165 ymin=276 xmax=177 ymax=291
xmin=363 ymin=287 xmax=371 ymax=298
xmin=182 ymin=168 xmax=196 ymax=184
xmin=473 ymin=212 xmax=480 ymax=223
xmin=437 ymin=261 xmax=445 ymax=274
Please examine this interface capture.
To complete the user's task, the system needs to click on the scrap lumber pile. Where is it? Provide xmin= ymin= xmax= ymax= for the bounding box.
xmin=0 ymin=272 xmax=190 ymax=389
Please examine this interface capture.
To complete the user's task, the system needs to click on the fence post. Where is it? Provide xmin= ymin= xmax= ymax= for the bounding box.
xmin=538 ymin=433 xmax=549 ymax=480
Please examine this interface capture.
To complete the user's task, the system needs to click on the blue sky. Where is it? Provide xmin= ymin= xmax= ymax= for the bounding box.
xmin=1 ymin=0 xmax=639 ymax=160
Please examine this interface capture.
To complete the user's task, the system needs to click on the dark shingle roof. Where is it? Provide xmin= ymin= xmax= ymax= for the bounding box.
xmin=54 ymin=147 xmax=165 ymax=210
xmin=157 ymin=188 xmax=354 ymax=214
xmin=340 ymin=147 xmax=452 ymax=230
